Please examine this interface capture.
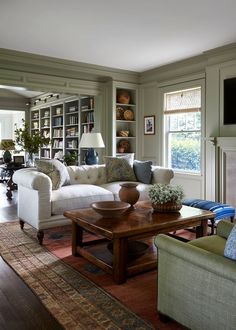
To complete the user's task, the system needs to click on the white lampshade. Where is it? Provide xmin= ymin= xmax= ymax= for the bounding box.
xmin=79 ymin=133 xmax=105 ymax=148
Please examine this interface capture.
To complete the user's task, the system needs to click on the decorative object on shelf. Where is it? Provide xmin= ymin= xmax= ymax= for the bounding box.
xmin=0 ymin=139 xmax=15 ymax=163
xmin=149 ymin=183 xmax=184 ymax=212
xmin=79 ymin=132 xmax=105 ymax=165
xmin=124 ymin=109 xmax=134 ymax=121
xmin=91 ymin=201 xmax=130 ymax=218
xmin=119 ymin=183 xmax=140 ymax=209
xmin=15 ymin=119 xmax=50 ymax=166
xmin=63 ymin=151 xmax=78 ymax=166
xmin=118 ymin=139 xmax=130 ymax=153
xmin=117 ymin=146 xmax=125 ymax=153
xmin=144 ymin=115 xmax=155 ymax=135
xmin=118 ymin=130 xmax=129 ymax=137
xmin=117 ymin=90 xmax=131 ymax=104
xmin=116 ymin=107 xmax=125 ymax=120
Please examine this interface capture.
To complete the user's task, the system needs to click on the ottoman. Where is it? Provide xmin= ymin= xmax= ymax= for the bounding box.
xmin=183 ymin=198 xmax=235 ymax=234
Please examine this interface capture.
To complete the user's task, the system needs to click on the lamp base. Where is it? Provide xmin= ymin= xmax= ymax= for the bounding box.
xmin=3 ymin=150 xmax=12 ymax=163
xmin=85 ymin=148 xmax=99 ymax=165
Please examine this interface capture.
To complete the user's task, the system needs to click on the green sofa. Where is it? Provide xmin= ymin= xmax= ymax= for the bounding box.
xmin=155 ymin=220 xmax=236 ymax=330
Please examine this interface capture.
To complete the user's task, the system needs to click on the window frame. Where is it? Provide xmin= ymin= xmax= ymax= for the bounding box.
xmin=161 ymin=81 xmax=205 ymax=176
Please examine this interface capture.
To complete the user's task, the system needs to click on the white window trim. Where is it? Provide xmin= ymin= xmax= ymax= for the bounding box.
xmin=158 ymin=78 xmax=205 ymax=177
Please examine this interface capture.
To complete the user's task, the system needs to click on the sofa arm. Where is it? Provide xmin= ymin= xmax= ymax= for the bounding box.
xmin=13 ymin=168 xmax=52 ymax=192
xmin=151 ymin=166 xmax=174 ymax=184
xmin=155 ymin=234 xmax=236 ymax=282
xmin=217 ymin=220 xmax=235 ymax=239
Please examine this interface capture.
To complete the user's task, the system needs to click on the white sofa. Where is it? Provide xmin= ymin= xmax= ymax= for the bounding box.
xmin=13 ymin=164 xmax=174 ymax=244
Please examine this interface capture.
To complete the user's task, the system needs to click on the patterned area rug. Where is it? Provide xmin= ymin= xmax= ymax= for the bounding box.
xmin=0 ymin=222 xmax=154 ymax=330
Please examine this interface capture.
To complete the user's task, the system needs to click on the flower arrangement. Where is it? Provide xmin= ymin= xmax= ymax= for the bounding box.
xmin=15 ymin=119 xmax=50 ymax=155
xmin=149 ymin=183 xmax=184 ymax=205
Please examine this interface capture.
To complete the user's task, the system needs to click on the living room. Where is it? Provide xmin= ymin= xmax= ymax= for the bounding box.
xmin=1 ymin=1 xmax=236 ymax=329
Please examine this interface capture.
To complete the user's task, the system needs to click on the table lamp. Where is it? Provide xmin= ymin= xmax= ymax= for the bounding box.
xmin=79 ymin=132 xmax=105 ymax=165
xmin=0 ymin=139 xmax=15 ymax=163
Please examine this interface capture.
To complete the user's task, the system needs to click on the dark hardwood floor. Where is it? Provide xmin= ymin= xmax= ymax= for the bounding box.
xmin=0 ymin=183 xmax=64 ymax=330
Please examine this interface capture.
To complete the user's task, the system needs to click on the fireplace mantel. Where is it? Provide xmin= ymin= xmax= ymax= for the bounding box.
xmin=215 ymin=137 xmax=236 ymax=209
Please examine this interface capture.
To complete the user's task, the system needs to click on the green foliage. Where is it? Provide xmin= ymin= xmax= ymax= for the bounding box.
xmin=171 ymin=136 xmax=200 ymax=172
xmin=15 ymin=119 xmax=50 ymax=154
xmin=149 ymin=183 xmax=184 ymax=204
xmin=63 ymin=151 xmax=78 ymax=165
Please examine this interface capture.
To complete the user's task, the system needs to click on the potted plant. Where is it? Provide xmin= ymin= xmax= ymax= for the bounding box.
xmin=63 ymin=151 xmax=78 ymax=166
xmin=15 ymin=119 xmax=50 ymax=166
xmin=148 ymin=183 xmax=184 ymax=212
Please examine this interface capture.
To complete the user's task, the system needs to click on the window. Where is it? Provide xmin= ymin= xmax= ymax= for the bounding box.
xmin=164 ymin=87 xmax=201 ymax=174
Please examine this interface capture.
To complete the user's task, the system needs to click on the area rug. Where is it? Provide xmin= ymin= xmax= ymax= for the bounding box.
xmin=0 ymin=221 xmax=154 ymax=330
xmin=44 ymin=226 xmax=192 ymax=330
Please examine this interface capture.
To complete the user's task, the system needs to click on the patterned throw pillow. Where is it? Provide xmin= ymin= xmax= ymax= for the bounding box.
xmin=104 ymin=155 xmax=136 ymax=183
xmin=35 ymin=159 xmax=70 ymax=190
xmin=133 ymin=160 xmax=153 ymax=184
xmin=224 ymin=224 xmax=236 ymax=260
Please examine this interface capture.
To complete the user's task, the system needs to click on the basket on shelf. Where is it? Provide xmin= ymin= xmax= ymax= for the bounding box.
xmin=124 ymin=109 xmax=134 ymax=121
xmin=118 ymin=130 xmax=129 ymax=137
xmin=117 ymin=90 xmax=131 ymax=104
xmin=116 ymin=107 xmax=125 ymax=120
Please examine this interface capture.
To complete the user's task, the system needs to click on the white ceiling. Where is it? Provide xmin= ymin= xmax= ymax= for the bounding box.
xmin=1 ymin=0 xmax=236 ymax=72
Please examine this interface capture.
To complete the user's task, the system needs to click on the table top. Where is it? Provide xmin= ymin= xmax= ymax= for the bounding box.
xmin=64 ymin=201 xmax=215 ymax=239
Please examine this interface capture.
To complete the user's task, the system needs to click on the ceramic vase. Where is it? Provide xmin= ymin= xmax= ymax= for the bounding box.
xmin=119 ymin=183 xmax=140 ymax=209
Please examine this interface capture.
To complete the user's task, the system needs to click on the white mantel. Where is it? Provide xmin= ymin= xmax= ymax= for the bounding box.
xmin=216 ymin=137 xmax=236 ymax=209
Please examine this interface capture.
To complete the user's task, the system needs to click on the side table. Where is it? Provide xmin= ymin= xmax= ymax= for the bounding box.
xmin=0 ymin=164 xmax=26 ymax=200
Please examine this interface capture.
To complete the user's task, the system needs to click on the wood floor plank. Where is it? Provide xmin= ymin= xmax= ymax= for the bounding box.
xmin=0 ymin=257 xmax=63 ymax=330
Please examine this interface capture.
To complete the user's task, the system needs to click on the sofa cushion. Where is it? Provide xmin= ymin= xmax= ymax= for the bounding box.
xmin=51 ymin=184 xmax=114 ymax=215
xmin=35 ymin=159 xmax=70 ymax=190
xmin=133 ymin=160 xmax=152 ymax=184
xmin=224 ymin=224 xmax=236 ymax=260
xmin=67 ymin=164 xmax=106 ymax=185
xmin=101 ymin=181 xmax=151 ymax=201
xmin=104 ymin=155 xmax=136 ymax=183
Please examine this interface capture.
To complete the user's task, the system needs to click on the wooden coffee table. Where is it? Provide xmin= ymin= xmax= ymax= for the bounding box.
xmin=64 ymin=201 xmax=214 ymax=284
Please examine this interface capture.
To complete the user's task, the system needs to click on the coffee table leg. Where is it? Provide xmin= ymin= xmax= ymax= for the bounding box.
xmin=196 ymin=219 xmax=208 ymax=238
xmin=72 ymin=222 xmax=83 ymax=256
xmin=113 ymin=238 xmax=128 ymax=284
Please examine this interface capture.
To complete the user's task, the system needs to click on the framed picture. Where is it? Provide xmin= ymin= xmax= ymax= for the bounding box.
xmin=13 ymin=155 xmax=25 ymax=165
xmin=144 ymin=115 xmax=155 ymax=135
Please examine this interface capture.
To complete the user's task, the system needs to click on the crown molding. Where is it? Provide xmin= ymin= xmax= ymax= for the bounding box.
xmin=0 ymin=48 xmax=139 ymax=84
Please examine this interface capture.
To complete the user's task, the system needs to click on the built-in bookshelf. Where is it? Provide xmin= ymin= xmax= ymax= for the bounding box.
xmin=112 ymin=85 xmax=137 ymax=157
xmin=30 ymin=93 xmax=95 ymax=164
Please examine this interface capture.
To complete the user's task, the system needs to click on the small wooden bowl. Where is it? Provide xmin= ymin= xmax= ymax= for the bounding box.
xmin=91 ymin=201 xmax=130 ymax=218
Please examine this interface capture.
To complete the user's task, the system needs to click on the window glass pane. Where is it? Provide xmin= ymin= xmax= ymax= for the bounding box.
xmin=169 ymin=112 xmax=201 ymax=132
xmin=169 ymin=132 xmax=201 ymax=173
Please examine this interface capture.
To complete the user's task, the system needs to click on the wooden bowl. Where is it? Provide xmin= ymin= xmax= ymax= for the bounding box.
xmin=91 ymin=201 xmax=130 ymax=218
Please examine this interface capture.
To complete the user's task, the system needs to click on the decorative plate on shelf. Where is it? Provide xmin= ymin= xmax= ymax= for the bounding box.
xmin=124 ymin=109 xmax=134 ymax=121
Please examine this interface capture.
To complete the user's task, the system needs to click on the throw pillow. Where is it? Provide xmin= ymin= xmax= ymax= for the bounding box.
xmin=224 ymin=224 xmax=236 ymax=260
xmin=35 ymin=159 xmax=70 ymax=190
xmin=104 ymin=156 xmax=136 ymax=183
xmin=133 ymin=160 xmax=153 ymax=184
